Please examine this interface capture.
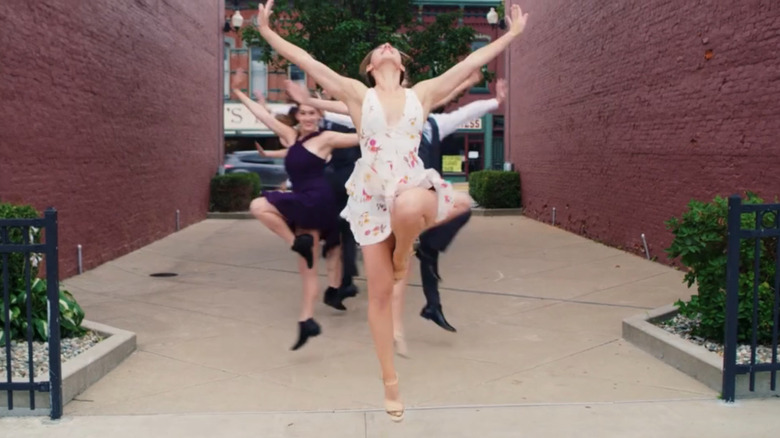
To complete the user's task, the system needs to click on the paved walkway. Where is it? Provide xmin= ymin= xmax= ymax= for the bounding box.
xmin=3 ymin=216 xmax=779 ymax=436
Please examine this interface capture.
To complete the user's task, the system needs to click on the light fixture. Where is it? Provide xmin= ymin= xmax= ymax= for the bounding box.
xmin=231 ymin=10 xmax=244 ymax=29
xmin=486 ymin=7 xmax=499 ymax=26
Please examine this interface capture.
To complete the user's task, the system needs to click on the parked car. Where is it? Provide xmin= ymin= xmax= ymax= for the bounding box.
xmin=223 ymin=151 xmax=288 ymax=190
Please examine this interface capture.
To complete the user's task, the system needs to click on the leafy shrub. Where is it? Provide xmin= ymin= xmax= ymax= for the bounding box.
xmin=468 ymin=170 xmax=521 ymax=208
xmin=0 ymin=203 xmax=40 ymax=294
xmin=666 ymin=192 xmax=777 ymax=343
xmin=0 ymin=202 xmax=87 ymax=346
xmin=210 ymin=173 xmax=261 ymax=212
xmin=0 ymin=278 xmax=86 ymax=345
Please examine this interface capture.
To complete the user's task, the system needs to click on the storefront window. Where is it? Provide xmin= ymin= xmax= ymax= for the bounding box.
xmin=441 ymin=134 xmax=465 ymax=174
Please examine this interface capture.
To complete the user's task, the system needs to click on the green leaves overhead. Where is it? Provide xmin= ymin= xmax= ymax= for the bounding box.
xmin=241 ymin=0 xmax=480 ymax=88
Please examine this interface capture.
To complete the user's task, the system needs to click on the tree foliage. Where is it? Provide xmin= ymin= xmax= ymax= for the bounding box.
xmin=241 ymin=0 xmax=480 ymax=88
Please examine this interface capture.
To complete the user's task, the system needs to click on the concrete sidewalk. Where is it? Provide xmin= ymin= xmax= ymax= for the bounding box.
xmin=4 ymin=216 xmax=779 ymax=436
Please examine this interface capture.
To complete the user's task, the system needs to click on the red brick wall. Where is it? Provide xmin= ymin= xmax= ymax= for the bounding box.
xmin=506 ymin=0 xmax=780 ymax=261
xmin=0 ymin=0 xmax=222 ymax=278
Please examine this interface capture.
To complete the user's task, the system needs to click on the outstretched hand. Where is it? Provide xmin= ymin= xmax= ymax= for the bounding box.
xmin=496 ymin=79 xmax=507 ymax=104
xmin=284 ymin=80 xmax=310 ymax=105
xmin=504 ymin=4 xmax=529 ymax=37
xmin=254 ymin=141 xmax=267 ymax=156
xmin=257 ymin=0 xmax=274 ymax=31
xmin=231 ymin=68 xmax=248 ymax=90
xmin=252 ymin=90 xmax=267 ymax=105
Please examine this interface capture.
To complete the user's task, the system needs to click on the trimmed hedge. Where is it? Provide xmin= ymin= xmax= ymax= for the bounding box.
xmin=468 ymin=170 xmax=521 ymax=208
xmin=210 ymin=173 xmax=261 ymax=212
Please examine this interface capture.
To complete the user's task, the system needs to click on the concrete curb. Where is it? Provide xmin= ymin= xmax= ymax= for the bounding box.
xmin=61 ymin=320 xmax=136 ymax=406
xmin=1 ymin=320 xmax=136 ymax=414
xmin=207 ymin=211 xmax=253 ymax=219
xmin=622 ymin=304 xmax=779 ymax=399
xmin=208 ymin=209 xmax=525 ymax=219
xmin=471 ymin=207 xmax=524 ymax=217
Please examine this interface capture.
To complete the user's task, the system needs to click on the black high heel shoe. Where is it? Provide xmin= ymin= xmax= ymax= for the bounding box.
xmin=291 ymin=318 xmax=321 ymax=350
xmin=291 ymin=234 xmax=314 ymax=269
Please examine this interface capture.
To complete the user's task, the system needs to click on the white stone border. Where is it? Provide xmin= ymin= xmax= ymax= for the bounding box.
xmin=1 ymin=319 xmax=136 ymax=415
xmin=623 ymin=304 xmax=779 ymax=399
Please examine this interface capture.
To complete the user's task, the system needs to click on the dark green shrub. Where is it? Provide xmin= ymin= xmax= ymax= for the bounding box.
xmin=0 ymin=203 xmax=40 ymax=293
xmin=0 ymin=279 xmax=86 ymax=345
xmin=210 ymin=173 xmax=261 ymax=212
xmin=468 ymin=170 xmax=520 ymax=208
xmin=0 ymin=202 xmax=87 ymax=345
xmin=666 ymin=192 xmax=777 ymax=344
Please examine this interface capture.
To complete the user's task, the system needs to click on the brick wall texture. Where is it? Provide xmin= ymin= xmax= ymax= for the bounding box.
xmin=0 ymin=0 xmax=221 ymax=278
xmin=506 ymin=0 xmax=780 ymax=261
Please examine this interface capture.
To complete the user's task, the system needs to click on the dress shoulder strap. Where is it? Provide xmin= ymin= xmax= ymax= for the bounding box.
xmin=297 ymin=129 xmax=323 ymax=144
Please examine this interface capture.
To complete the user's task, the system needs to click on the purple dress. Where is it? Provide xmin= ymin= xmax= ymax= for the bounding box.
xmin=264 ymin=131 xmax=339 ymax=249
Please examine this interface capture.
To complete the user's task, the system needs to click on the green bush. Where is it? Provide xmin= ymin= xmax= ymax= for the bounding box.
xmin=0 ymin=203 xmax=41 ymax=293
xmin=0 ymin=202 xmax=87 ymax=346
xmin=0 ymin=279 xmax=86 ymax=346
xmin=468 ymin=170 xmax=521 ymax=208
xmin=666 ymin=192 xmax=777 ymax=344
xmin=210 ymin=173 xmax=261 ymax=212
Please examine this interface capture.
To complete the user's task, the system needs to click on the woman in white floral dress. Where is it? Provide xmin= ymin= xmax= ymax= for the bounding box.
xmin=255 ymin=0 xmax=529 ymax=422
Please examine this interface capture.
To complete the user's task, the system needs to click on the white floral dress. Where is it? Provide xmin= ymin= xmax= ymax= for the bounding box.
xmin=341 ymin=88 xmax=455 ymax=246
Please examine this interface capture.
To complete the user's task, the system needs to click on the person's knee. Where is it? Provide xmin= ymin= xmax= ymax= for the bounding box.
xmin=393 ymin=189 xmax=433 ymax=226
xmin=453 ymin=192 xmax=473 ymax=210
xmin=368 ymin=288 xmax=393 ymax=310
xmin=250 ymin=197 xmax=268 ymax=216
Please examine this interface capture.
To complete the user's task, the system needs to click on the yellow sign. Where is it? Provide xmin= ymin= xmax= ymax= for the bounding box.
xmin=442 ymin=155 xmax=462 ymax=173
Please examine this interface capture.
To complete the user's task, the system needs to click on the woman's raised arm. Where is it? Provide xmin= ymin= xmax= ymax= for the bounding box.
xmin=257 ymin=0 xmax=366 ymax=106
xmin=232 ymin=69 xmax=297 ymax=145
xmin=413 ymin=4 xmax=528 ymax=112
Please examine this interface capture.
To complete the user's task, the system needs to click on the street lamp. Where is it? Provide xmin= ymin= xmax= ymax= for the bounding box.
xmin=486 ymin=7 xmax=499 ymax=27
xmin=231 ymin=10 xmax=244 ymax=29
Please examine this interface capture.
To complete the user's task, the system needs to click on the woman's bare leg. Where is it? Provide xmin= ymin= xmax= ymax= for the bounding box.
xmin=291 ymin=229 xmax=321 ymax=351
xmin=325 ymin=245 xmax=342 ymax=289
xmin=390 ymin=188 xmax=439 ymax=281
xmin=390 ymin=190 xmax=474 ymax=281
xmin=392 ymin=268 xmax=412 ymax=357
xmin=250 ymin=197 xmax=295 ymax=245
xmin=297 ymin=229 xmax=321 ymax=321
xmin=362 ymin=237 xmax=404 ymax=419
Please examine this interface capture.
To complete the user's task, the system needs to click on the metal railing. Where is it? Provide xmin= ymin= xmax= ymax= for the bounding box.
xmin=722 ymin=195 xmax=780 ymax=402
xmin=0 ymin=208 xmax=62 ymax=419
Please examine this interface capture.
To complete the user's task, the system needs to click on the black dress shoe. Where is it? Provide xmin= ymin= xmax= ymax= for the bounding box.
xmin=323 ymin=286 xmax=347 ymax=311
xmin=420 ymin=304 xmax=456 ymax=332
xmin=291 ymin=318 xmax=321 ymax=350
xmin=338 ymin=283 xmax=358 ymax=299
xmin=291 ymin=234 xmax=314 ymax=269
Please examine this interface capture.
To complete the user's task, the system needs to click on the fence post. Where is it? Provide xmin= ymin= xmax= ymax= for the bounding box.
xmin=722 ymin=195 xmax=742 ymax=402
xmin=44 ymin=208 xmax=62 ymax=419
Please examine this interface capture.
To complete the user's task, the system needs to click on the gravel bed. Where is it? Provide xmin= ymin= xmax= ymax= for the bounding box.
xmin=657 ymin=314 xmax=777 ymax=364
xmin=0 ymin=331 xmax=103 ymax=380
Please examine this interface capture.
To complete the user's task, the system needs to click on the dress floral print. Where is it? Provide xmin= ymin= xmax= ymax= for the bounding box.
xmin=341 ymin=88 xmax=455 ymax=246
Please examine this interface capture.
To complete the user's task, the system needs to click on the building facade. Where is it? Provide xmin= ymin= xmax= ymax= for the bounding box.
xmin=222 ymin=0 xmax=504 ymax=181
xmin=504 ymin=0 xmax=780 ymax=262
xmin=0 ymin=0 xmax=223 ymax=278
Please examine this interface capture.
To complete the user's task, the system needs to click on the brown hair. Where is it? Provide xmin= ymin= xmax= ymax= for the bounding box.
xmin=359 ymin=48 xmax=412 ymax=87
xmin=275 ymin=102 xmax=322 ymax=127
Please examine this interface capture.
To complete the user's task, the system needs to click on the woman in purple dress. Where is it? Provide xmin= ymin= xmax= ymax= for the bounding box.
xmin=232 ymin=70 xmax=359 ymax=350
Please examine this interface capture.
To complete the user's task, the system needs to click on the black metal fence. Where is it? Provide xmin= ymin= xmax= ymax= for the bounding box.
xmin=0 ymin=208 xmax=62 ymax=419
xmin=722 ymin=195 xmax=780 ymax=402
